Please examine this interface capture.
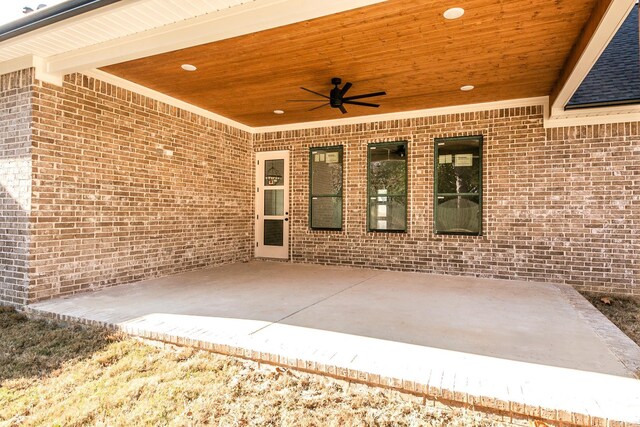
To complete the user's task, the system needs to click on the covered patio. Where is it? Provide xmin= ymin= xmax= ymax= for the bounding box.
xmin=1 ymin=1 xmax=639 ymax=425
xmin=28 ymin=261 xmax=640 ymax=425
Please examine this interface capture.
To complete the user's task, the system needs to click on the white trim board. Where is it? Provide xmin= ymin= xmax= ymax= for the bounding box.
xmin=262 ymin=99 xmax=640 ymax=132
xmin=5 ymin=66 xmax=637 ymax=133
xmin=59 ymin=72 xmax=640 ymax=131
xmin=46 ymin=70 xmax=640 ymax=131
xmin=0 ymin=55 xmax=33 ymax=76
xmin=254 ymin=97 xmax=550 ymax=133
xmin=545 ymin=106 xmax=640 ymax=128
xmin=83 ymin=69 xmax=253 ymax=133
xmin=75 ymin=71 xmax=552 ymax=134
xmin=0 ymin=55 xmax=62 ymax=86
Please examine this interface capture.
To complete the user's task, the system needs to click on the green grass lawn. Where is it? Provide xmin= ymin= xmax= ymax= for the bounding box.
xmin=0 ymin=306 xmax=517 ymax=427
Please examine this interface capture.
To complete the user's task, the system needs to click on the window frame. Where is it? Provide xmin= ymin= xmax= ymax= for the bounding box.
xmin=309 ymin=145 xmax=344 ymax=231
xmin=433 ymin=135 xmax=483 ymax=236
xmin=367 ymin=141 xmax=408 ymax=233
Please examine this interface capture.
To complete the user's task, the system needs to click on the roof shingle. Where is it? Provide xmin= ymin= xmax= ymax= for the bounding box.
xmin=567 ymin=4 xmax=639 ymax=109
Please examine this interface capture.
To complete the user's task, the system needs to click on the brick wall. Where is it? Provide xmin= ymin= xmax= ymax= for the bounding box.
xmin=28 ymin=74 xmax=253 ymax=301
xmin=0 ymin=69 xmax=33 ymax=306
xmin=2 ymin=68 xmax=638 ymax=305
xmin=254 ymin=107 xmax=640 ymax=294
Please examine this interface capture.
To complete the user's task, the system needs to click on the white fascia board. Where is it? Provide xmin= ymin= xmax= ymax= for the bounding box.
xmin=32 ymin=56 xmax=63 ymax=86
xmin=0 ymin=54 xmax=62 ymax=86
xmin=84 ymin=69 xmax=253 ymax=133
xmin=552 ymin=0 xmax=637 ymax=113
xmin=545 ymin=105 xmax=640 ymax=128
xmin=47 ymin=0 xmax=386 ymax=75
xmin=254 ymin=97 xmax=550 ymax=133
xmin=0 ymin=55 xmax=34 ymax=75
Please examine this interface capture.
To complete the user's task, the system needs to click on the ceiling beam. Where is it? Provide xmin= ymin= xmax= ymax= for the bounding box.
xmin=46 ymin=0 xmax=386 ymax=76
xmin=550 ymin=0 xmax=636 ymax=114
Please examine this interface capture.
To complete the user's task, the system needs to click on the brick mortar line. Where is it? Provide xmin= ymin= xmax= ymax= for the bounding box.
xmin=22 ymin=306 xmax=637 ymax=427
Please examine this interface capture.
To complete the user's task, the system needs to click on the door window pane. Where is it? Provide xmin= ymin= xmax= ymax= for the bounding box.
xmin=367 ymin=142 xmax=407 ymax=231
xmin=264 ymin=190 xmax=284 ymax=216
xmin=264 ymin=159 xmax=284 ymax=186
xmin=264 ymin=219 xmax=284 ymax=246
xmin=309 ymin=146 xmax=343 ymax=230
xmin=434 ymin=136 xmax=482 ymax=235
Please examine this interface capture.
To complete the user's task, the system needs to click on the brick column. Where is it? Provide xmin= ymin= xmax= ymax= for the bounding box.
xmin=0 ymin=69 xmax=34 ymax=306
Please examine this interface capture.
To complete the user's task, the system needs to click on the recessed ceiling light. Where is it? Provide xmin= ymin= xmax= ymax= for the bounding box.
xmin=181 ymin=64 xmax=197 ymax=71
xmin=443 ymin=7 xmax=465 ymax=20
xmin=273 ymin=110 xmax=285 ymax=115
xmin=460 ymin=85 xmax=475 ymax=91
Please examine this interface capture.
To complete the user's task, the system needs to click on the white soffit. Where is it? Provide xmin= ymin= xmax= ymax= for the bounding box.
xmin=0 ymin=0 xmax=251 ymax=62
xmin=0 ymin=0 xmax=386 ymax=75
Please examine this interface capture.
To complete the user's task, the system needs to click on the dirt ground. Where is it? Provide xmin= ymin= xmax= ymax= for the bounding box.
xmin=0 ymin=306 xmax=521 ymax=427
xmin=579 ymin=291 xmax=640 ymax=347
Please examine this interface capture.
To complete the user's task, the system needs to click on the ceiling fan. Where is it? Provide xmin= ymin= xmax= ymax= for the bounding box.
xmin=288 ymin=77 xmax=386 ymax=114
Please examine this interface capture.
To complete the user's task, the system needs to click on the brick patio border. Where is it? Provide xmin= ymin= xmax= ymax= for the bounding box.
xmin=555 ymin=284 xmax=640 ymax=377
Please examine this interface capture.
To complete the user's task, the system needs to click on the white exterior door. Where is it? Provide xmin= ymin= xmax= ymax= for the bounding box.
xmin=255 ymin=151 xmax=289 ymax=259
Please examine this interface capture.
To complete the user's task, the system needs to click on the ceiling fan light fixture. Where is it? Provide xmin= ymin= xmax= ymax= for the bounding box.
xmin=181 ymin=64 xmax=197 ymax=71
xmin=443 ymin=7 xmax=465 ymax=20
xmin=460 ymin=85 xmax=475 ymax=91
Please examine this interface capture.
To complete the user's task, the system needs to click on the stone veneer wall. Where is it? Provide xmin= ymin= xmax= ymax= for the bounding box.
xmin=27 ymin=74 xmax=253 ymax=302
xmin=0 ymin=69 xmax=33 ymax=306
xmin=254 ymin=107 xmax=640 ymax=294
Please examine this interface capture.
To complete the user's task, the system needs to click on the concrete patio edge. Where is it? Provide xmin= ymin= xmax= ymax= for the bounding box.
xmin=555 ymin=284 xmax=640 ymax=378
xmin=24 ymin=305 xmax=640 ymax=427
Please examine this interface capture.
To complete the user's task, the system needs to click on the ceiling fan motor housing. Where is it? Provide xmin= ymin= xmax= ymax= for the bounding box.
xmin=330 ymin=89 xmax=343 ymax=107
xmin=330 ymin=77 xmax=343 ymax=108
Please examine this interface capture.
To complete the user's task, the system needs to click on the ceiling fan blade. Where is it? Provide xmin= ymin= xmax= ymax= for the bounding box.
xmin=308 ymin=102 xmax=330 ymax=111
xmin=343 ymin=100 xmax=380 ymax=108
xmin=338 ymin=105 xmax=348 ymax=114
xmin=287 ymin=100 xmax=327 ymax=103
xmin=300 ymin=87 xmax=329 ymax=99
xmin=339 ymin=82 xmax=352 ymax=97
xmin=343 ymin=91 xmax=387 ymax=101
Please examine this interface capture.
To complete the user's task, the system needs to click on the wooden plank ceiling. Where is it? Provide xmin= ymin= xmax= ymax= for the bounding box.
xmin=101 ymin=0 xmax=598 ymax=127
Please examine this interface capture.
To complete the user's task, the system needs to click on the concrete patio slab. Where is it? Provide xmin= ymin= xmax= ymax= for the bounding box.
xmin=28 ymin=261 xmax=640 ymax=425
